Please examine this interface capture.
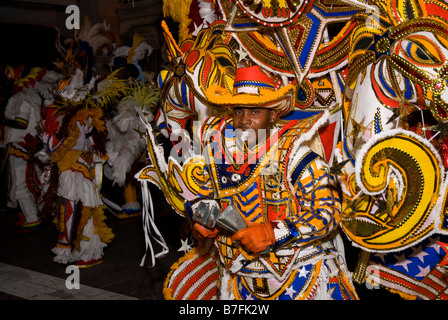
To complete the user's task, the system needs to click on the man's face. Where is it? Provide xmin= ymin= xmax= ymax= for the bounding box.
xmin=232 ymin=107 xmax=277 ymax=147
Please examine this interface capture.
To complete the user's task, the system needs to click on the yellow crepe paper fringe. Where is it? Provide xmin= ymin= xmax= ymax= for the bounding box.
xmin=51 ymin=108 xmax=106 ymax=168
xmin=162 ymin=0 xmax=194 ymax=43
xmin=56 ymin=150 xmax=82 ymax=172
xmin=386 ymin=287 xmax=418 ymax=300
xmin=73 ymin=205 xmax=114 ymax=252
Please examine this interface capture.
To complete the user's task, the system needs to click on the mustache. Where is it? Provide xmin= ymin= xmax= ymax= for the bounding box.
xmin=234 ymin=128 xmax=258 ymax=143
xmin=240 ymin=130 xmax=253 ymax=141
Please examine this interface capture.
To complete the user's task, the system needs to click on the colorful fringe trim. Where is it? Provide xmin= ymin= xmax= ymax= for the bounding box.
xmin=73 ymin=205 xmax=114 ymax=251
xmin=163 ymin=247 xmax=219 ymax=300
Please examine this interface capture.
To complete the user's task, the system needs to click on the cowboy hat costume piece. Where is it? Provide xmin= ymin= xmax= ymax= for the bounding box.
xmin=204 ymin=65 xmax=295 ymax=116
xmin=147 ymin=65 xmax=358 ymax=300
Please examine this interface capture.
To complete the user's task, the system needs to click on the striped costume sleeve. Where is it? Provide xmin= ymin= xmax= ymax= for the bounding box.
xmin=273 ymin=151 xmax=341 ymax=250
xmin=10 ymin=117 xmax=29 ymax=129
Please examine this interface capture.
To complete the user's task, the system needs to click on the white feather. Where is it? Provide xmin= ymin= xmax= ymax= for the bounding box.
xmin=105 ymin=99 xmax=148 ymax=186
xmin=129 ymin=42 xmax=153 ymax=63
xmin=198 ymin=0 xmax=217 ymax=24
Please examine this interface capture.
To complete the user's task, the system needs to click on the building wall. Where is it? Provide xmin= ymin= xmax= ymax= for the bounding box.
xmin=0 ymin=0 xmax=166 ymax=73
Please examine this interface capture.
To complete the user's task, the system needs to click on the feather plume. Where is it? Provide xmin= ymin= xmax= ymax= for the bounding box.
xmin=198 ymin=0 xmax=217 ymax=24
xmin=127 ymin=33 xmax=153 ymax=63
xmin=106 ymin=82 xmax=160 ymax=186
xmin=163 ymin=0 xmax=194 ymax=43
xmin=35 ymin=70 xmax=64 ymax=100
xmin=87 ymin=70 xmax=130 ymax=108
xmin=123 ymin=81 xmax=160 ymax=114
xmin=110 ymin=46 xmax=131 ymax=66
xmin=76 ymin=17 xmax=113 ymax=55
xmin=55 ymin=69 xmax=130 ymax=111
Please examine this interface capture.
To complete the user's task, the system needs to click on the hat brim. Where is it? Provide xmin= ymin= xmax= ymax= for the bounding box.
xmin=204 ymin=83 xmax=296 ymax=116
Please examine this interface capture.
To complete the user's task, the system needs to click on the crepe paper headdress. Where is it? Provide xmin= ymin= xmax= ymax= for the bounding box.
xmin=5 ymin=66 xmax=47 ymax=93
xmin=204 ymin=65 xmax=295 ymax=116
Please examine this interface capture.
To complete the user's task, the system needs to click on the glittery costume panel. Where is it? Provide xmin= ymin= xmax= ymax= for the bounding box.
xmin=336 ymin=0 xmax=448 ymax=299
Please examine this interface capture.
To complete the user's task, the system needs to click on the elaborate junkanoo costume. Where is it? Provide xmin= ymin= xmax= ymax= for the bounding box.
xmin=139 ymin=0 xmax=448 ymax=300
xmin=104 ymin=36 xmax=157 ymax=219
xmin=39 ymin=32 xmax=121 ymax=267
xmin=142 ymin=65 xmax=358 ymax=299
xmin=336 ymin=0 xmax=448 ymax=299
xmin=135 ymin=0 xmax=365 ymax=299
xmin=47 ymin=105 xmax=112 ymax=267
xmin=4 ymin=67 xmax=62 ymax=232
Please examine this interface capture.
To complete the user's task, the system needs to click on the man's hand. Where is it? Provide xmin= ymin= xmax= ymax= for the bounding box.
xmin=231 ymin=222 xmax=275 ymax=253
xmin=193 ymin=223 xmax=219 ymax=240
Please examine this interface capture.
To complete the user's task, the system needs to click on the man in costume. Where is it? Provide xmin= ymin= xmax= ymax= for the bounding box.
xmin=39 ymin=68 xmax=115 ymax=268
xmin=3 ymin=67 xmax=61 ymax=233
xmin=104 ymin=36 xmax=156 ymax=220
xmin=162 ymin=65 xmax=358 ymax=300
xmin=40 ymin=30 xmax=118 ymax=266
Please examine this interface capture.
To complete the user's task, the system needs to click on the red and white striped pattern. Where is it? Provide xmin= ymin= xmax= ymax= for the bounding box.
xmin=164 ymin=248 xmax=220 ymax=300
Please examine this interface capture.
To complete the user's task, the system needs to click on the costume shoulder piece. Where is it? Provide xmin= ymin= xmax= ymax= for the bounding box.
xmin=284 ymin=110 xmax=331 ymax=174
xmin=280 ymin=111 xmax=328 ymax=141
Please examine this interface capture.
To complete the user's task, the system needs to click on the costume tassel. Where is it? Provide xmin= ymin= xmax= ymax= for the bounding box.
xmin=353 ymin=249 xmax=371 ymax=285
xmin=140 ymin=180 xmax=169 ymax=267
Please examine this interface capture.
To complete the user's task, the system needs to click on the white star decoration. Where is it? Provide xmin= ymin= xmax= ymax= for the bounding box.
xmin=178 ymin=238 xmax=192 ymax=253
xmin=236 ymin=45 xmax=248 ymax=63
xmin=374 ymin=252 xmax=387 ymax=263
xmin=192 ymin=22 xmax=205 ymax=37
xmin=327 ymin=287 xmax=336 ymax=300
xmin=426 ymin=236 xmax=442 ymax=254
xmin=393 ymin=253 xmax=413 ymax=272
xmin=285 ymin=285 xmax=297 ymax=299
xmin=389 ymin=236 xmax=443 ymax=273
xmin=415 ymin=265 xmax=431 ymax=278
xmin=410 ymin=245 xmax=429 ymax=263
xmin=298 ymin=266 xmax=309 ymax=278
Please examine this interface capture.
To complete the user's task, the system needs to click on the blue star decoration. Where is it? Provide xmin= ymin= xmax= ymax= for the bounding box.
xmin=368 ymin=29 xmax=392 ymax=61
